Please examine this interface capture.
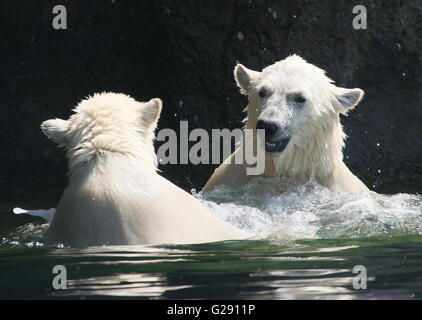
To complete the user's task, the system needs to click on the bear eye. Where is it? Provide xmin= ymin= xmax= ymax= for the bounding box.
xmin=294 ymin=95 xmax=306 ymax=103
xmin=258 ymin=88 xmax=268 ymax=98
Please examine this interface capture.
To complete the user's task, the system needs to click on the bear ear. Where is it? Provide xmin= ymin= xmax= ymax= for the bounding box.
xmin=330 ymin=86 xmax=364 ymax=114
xmin=140 ymin=98 xmax=162 ymax=128
xmin=234 ymin=64 xmax=260 ymax=95
xmin=40 ymin=118 xmax=70 ymax=146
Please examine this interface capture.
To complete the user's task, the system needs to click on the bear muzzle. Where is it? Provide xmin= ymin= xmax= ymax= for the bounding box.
xmin=256 ymin=119 xmax=291 ymax=154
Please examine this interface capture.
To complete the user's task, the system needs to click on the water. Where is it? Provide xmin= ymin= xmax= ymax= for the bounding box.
xmin=200 ymin=178 xmax=422 ymax=240
xmin=1 ymin=178 xmax=421 ymax=299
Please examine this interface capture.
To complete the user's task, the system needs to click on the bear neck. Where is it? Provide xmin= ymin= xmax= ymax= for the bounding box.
xmin=65 ymin=134 xmax=158 ymax=179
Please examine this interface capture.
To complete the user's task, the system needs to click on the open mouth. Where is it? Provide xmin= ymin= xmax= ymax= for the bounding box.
xmin=265 ymin=137 xmax=290 ymax=154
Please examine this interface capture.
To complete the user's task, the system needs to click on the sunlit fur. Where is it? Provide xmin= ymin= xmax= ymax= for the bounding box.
xmin=41 ymin=92 xmax=246 ymax=246
xmin=63 ymin=93 xmax=159 ymax=177
xmin=203 ymin=55 xmax=369 ymax=193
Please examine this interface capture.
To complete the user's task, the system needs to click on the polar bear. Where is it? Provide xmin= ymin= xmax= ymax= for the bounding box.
xmin=41 ymin=92 xmax=245 ymax=246
xmin=203 ymin=55 xmax=369 ymax=193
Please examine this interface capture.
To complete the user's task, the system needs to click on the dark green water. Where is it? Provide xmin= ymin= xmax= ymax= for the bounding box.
xmin=1 ymin=179 xmax=421 ymax=300
xmin=1 ymin=235 xmax=422 ymax=299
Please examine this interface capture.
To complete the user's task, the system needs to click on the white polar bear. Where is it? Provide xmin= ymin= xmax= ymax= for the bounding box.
xmin=41 ymin=92 xmax=246 ymax=246
xmin=203 ymin=55 xmax=369 ymax=193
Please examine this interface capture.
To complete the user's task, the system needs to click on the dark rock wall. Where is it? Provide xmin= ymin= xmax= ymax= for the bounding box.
xmin=0 ymin=0 xmax=420 ymax=199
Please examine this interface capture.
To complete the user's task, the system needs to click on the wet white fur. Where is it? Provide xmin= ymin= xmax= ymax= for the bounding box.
xmin=42 ymin=92 xmax=246 ymax=246
xmin=203 ymin=55 xmax=369 ymax=193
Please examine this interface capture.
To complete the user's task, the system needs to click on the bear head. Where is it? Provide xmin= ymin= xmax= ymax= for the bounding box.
xmin=234 ymin=55 xmax=364 ymax=156
xmin=41 ymin=92 xmax=162 ymax=175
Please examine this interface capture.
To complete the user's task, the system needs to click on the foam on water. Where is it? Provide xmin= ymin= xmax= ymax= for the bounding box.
xmin=1 ymin=222 xmax=49 ymax=248
xmin=197 ymin=178 xmax=422 ymax=241
xmin=2 ymin=178 xmax=421 ymax=247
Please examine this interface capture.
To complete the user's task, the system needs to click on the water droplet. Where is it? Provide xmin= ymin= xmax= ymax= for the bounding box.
xmin=237 ymin=30 xmax=245 ymax=41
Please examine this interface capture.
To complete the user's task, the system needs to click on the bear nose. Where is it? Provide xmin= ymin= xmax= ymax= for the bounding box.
xmin=256 ymin=119 xmax=278 ymax=139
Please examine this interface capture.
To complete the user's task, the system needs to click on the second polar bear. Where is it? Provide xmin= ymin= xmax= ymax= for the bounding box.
xmin=203 ymin=55 xmax=369 ymax=193
xmin=41 ymin=92 xmax=246 ymax=246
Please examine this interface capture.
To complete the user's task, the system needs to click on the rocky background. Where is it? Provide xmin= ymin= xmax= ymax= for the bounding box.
xmin=0 ymin=0 xmax=421 ymax=202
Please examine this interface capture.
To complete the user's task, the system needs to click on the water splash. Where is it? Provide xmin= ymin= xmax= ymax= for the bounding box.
xmin=197 ymin=177 xmax=422 ymax=240
xmin=2 ymin=178 xmax=421 ymax=248
xmin=1 ymin=222 xmax=49 ymax=248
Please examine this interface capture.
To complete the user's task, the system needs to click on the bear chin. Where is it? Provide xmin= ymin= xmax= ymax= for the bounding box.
xmin=264 ymin=137 xmax=290 ymax=154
